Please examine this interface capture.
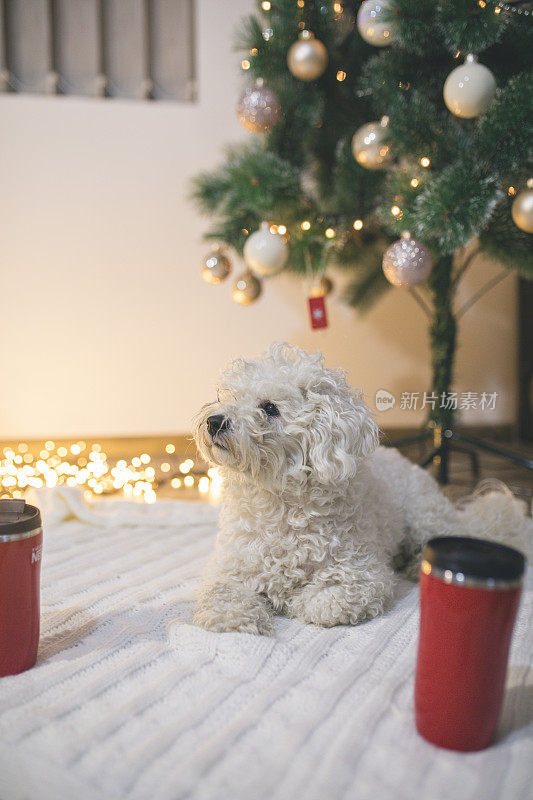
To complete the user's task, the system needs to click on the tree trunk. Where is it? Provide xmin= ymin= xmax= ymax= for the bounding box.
xmin=427 ymin=254 xmax=457 ymax=484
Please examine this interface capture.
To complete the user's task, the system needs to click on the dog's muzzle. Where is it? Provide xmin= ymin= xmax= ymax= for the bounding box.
xmin=206 ymin=414 xmax=230 ymax=438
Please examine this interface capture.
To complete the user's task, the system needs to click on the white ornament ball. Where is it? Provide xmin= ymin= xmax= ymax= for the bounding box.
xmin=511 ymin=189 xmax=533 ymax=233
xmin=357 ymin=0 xmax=396 ymax=47
xmin=243 ymin=221 xmax=288 ymax=276
xmin=201 ymin=249 xmax=231 ymax=284
xmin=287 ymin=31 xmax=328 ymax=82
xmin=382 ymin=231 xmax=433 ymax=287
xmin=232 ymin=271 xmax=262 ymax=305
xmin=352 ymin=118 xmax=392 ymax=170
xmin=443 ymin=55 xmax=496 ymax=119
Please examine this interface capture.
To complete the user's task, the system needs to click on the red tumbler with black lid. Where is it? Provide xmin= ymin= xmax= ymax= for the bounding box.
xmin=415 ymin=535 xmax=525 ymax=752
xmin=0 ymin=499 xmax=43 ymax=677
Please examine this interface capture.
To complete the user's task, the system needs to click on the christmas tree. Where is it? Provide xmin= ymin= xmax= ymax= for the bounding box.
xmin=192 ymin=0 xmax=533 ymax=480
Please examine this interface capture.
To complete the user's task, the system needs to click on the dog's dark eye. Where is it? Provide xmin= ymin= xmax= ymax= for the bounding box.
xmin=260 ymin=401 xmax=279 ymax=417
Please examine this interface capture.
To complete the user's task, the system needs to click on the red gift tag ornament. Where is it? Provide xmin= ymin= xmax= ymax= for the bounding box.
xmin=308 ymin=296 xmax=328 ymax=329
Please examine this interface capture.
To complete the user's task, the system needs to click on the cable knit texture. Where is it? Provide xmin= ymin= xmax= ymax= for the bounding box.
xmin=0 ymin=487 xmax=531 ymax=800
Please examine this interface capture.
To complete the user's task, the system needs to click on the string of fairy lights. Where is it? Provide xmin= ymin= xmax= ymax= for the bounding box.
xmin=0 ymin=441 xmax=222 ymax=504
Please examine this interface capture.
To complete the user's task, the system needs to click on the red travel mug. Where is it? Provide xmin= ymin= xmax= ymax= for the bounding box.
xmin=0 ymin=499 xmax=43 ymax=677
xmin=415 ymin=536 xmax=525 ymax=752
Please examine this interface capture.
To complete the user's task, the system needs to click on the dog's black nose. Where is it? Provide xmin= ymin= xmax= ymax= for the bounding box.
xmin=207 ymin=414 xmax=229 ymax=437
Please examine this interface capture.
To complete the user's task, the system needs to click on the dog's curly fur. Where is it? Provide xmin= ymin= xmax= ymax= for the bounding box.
xmin=194 ymin=343 xmax=531 ymax=635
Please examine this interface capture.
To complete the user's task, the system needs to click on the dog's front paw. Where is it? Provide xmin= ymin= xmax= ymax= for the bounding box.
xmin=287 ymin=583 xmax=385 ymax=627
xmin=194 ymin=584 xmax=274 ymax=636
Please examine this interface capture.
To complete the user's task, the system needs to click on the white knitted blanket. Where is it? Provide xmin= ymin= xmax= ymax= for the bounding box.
xmin=0 ymin=488 xmax=531 ymax=800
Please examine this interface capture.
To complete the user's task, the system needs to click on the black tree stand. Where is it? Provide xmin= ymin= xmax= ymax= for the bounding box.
xmin=386 ymin=254 xmax=533 ymax=485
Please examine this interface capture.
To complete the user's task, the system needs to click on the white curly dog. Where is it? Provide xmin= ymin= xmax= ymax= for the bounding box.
xmin=194 ymin=343 xmax=530 ymax=635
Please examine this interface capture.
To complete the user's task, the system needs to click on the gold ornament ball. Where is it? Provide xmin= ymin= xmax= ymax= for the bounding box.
xmin=511 ymin=189 xmax=533 ymax=234
xmin=201 ymin=250 xmax=231 ymax=284
xmin=309 ymin=276 xmax=334 ymax=298
xmin=237 ymin=82 xmax=281 ymax=133
xmin=382 ymin=231 xmax=433 ymax=287
xmin=232 ymin=271 xmax=262 ymax=305
xmin=352 ymin=118 xmax=392 ymax=170
xmin=287 ymin=32 xmax=328 ymax=82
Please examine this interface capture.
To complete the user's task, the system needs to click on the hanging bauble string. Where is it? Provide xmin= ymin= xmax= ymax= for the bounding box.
xmin=511 ymin=182 xmax=533 ymax=233
xmin=352 ymin=117 xmax=392 ymax=170
xmin=443 ymin=54 xmax=496 ymax=119
xmin=382 ymin=231 xmax=433 ymax=287
xmin=201 ymin=249 xmax=231 ymax=284
xmin=309 ymin=276 xmax=334 ymax=298
xmin=357 ymin=0 xmax=397 ymax=47
xmin=232 ymin=271 xmax=262 ymax=305
xmin=287 ymin=31 xmax=328 ymax=82
xmin=243 ymin=222 xmax=288 ymax=276
xmin=237 ymin=79 xmax=281 ymax=133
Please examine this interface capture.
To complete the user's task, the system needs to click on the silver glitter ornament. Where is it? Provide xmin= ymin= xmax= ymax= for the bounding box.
xmin=232 ymin=271 xmax=262 ymax=305
xmin=287 ymin=31 xmax=328 ymax=82
xmin=237 ymin=80 xmax=281 ymax=133
xmin=382 ymin=231 xmax=433 ymax=287
xmin=352 ymin=117 xmax=392 ymax=170
xmin=357 ymin=0 xmax=396 ymax=47
xmin=201 ymin=249 xmax=231 ymax=284
xmin=511 ymin=187 xmax=533 ymax=233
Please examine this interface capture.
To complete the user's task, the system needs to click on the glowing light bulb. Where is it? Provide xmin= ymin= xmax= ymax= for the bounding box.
xmin=391 ymin=205 xmax=401 ymax=217
xmin=184 ymin=475 xmax=194 ymax=487
xmin=420 ymin=157 xmax=431 ymax=168
xmin=353 ymin=219 xmax=363 ymax=230
xmin=198 ymin=477 xmax=210 ymax=494
xmin=161 ymin=462 xmax=171 ymax=472
xmin=277 ymin=225 xmax=287 ymax=235
xmin=325 ymin=228 xmax=336 ymax=239
xmin=171 ymin=478 xmax=181 ymax=488
xmin=241 ymin=60 xmax=251 ymax=70
xmin=165 ymin=443 xmax=175 ymax=454
xmin=410 ymin=178 xmax=419 ymax=188
xmin=336 ymin=71 xmax=346 ymax=82
xmin=301 ymin=221 xmax=311 ymax=230
xmin=140 ymin=453 xmax=150 ymax=464
xmin=262 ymin=0 xmax=271 ymax=9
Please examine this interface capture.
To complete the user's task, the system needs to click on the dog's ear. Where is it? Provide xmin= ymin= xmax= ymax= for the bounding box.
xmin=305 ymin=385 xmax=379 ymax=483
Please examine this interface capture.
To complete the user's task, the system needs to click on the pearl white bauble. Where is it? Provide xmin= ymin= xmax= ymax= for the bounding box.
xmin=201 ymin=250 xmax=231 ymax=284
xmin=443 ymin=55 xmax=496 ymax=119
xmin=243 ymin=222 xmax=288 ymax=276
xmin=287 ymin=31 xmax=328 ymax=82
xmin=352 ymin=118 xmax=392 ymax=170
xmin=237 ymin=81 xmax=281 ymax=133
xmin=232 ymin=271 xmax=262 ymax=305
xmin=382 ymin=231 xmax=433 ymax=287
xmin=511 ymin=189 xmax=533 ymax=233
xmin=357 ymin=0 xmax=396 ymax=47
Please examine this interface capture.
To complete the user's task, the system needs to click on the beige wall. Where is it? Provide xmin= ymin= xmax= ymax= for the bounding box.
xmin=0 ymin=0 xmax=517 ymax=439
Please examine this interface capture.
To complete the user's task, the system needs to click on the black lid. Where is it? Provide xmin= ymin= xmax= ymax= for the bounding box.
xmin=423 ymin=536 xmax=526 ymax=582
xmin=0 ymin=499 xmax=42 ymax=536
